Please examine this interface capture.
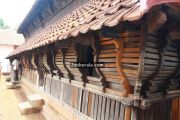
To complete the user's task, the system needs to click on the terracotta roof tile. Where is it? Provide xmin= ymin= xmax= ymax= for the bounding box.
xmin=10 ymin=0 xmax=146 ymax=56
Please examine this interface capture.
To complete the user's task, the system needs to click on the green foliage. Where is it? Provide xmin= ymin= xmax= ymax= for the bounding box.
xmin=0 ymin=18 xmax=9 ymax=29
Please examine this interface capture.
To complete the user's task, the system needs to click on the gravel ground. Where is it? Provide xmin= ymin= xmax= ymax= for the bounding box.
xmin=0 ymin=75 xmax=46 ymax=120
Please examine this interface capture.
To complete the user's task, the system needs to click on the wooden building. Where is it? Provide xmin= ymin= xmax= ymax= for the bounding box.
xmin=8 ymin=0 xmax=180 ymax=120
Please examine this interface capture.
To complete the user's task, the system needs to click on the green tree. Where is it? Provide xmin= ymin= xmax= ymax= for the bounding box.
xmin=0 ymin=18 xmax=9 ymax=29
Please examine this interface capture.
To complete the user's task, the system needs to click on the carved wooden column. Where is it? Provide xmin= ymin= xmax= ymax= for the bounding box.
xmin=42 ymin=50 xmax=52 ymax=75
xmin=61 ymin=48 xmax=73 ymax=82
xmin=52 ymin=49 xmax=63 ymax=79
xmin=54 ymin=48 xmax=73 ymax=81
xmin=28 ymin=52 xmax=37 ymax=83
xmin=98 ymin=36 xmax=132 ymax=96
xmin=44 ymin=46 xmax=62 ymax=77
xmin=21 ymin=55 xmax=28 ymax=79
xmin=24 ymin=54 xmax=31 ymax=71
xmin=34 ymin=50 xmax=47 ymax=86
xmin=64 ymin=44 xmax=85 ymax=83
xmin=23 ymin=54 xmax=32 ymax=81
xmin=89 ymin=36 xmax=106 ymax=89
xmin=49 ymin=49 xmax=60 ymax=76
xmin=113 ymin=39 xmax=131 ymax=96
xmin=31 ymin=53 xmax=37 ymax=70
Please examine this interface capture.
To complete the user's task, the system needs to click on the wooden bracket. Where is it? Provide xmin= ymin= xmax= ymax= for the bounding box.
xmin=113 ymin=39 xmax=131 ymax=96
xmin=61 ymin=48 xmax=73 ymax=82
xmin=91 ymin=37 xmax=106 ymax=91
xmin=147 ymin=11 xmax=167 ymax=33
xmin=73 ymin=44 xmax=87 ymax=85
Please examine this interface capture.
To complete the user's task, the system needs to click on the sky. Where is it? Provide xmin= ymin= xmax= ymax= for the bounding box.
xmin=0 ymin=0 xmax=36 ymax=29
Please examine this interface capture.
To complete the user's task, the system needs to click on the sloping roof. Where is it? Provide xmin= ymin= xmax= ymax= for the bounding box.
xmin=0 ymin=29 xmax=25 ymax=45
xmin=9 ymin=0 xmax=180 ymax=57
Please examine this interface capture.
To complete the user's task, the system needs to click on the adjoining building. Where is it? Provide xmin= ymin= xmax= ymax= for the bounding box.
xmin=0 ymin=29 xmax=24 ymax=74
xmin=8 ymin=0 xmax=180 ymax=120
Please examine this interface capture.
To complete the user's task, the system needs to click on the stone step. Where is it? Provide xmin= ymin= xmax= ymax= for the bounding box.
xmin=11 ymin=81 xmax=21 ymax=84
xmin=27 ymin=94 xmax=45 ymax=107
xmin=6 ymin=82 xmax=21 ymax=89
xmin=18 ymin=101 xmax=42 ymax=115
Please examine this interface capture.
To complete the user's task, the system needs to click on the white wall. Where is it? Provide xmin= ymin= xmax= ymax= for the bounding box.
xmin=0 ymin=45 xmax=15 ymax=73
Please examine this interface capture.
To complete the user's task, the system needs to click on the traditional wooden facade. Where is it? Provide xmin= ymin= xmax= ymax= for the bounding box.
xmin=8 ymin=0 xmax=180 ymax=120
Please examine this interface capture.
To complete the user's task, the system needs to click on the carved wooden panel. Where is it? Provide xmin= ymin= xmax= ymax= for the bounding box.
xmin=49 ymin=49 xmax=59 ymax=73
xmin=42 ymin=51 xmax=51 ymax=73
xmin=21 ymin=57 xmax=26 ymax=69
xmin=34 ymin=53 xmax=42 ymax=72
xmin=28 ymin=53 xmax=36 ymax=70
xmin=27 ymin=54 xmax=33 ymax=70
xmin=141 ymin=34 xmax=179 ymax=97
xmin=31 ymin=53 xmax=38 ymax=71
xmin=168 ymin=29 xmax=180 ymax=91
xmin=120 ymin=31 xmax=142 ymax=87
xmin=34 ymin=52 xmax=44 ymax=74
xmin=99 ymin=27 xmax=180 ymax=98
xmin=34 ymin=52 xmax=46 ymax=86
xmin=54 ymin=48 xmax=69 ymax=79
xmin=32 ymin=16 xmax=41 ymax=28
xmin=52 ymin=0 xmax=73 ymax=12
xmin=71 ymin=37 xmax=106 ymax=87
xmin=50 ymin=49 xmax=62 ymax=77
xmin=99 ymin=31 xmax=141 ymax=96
xmin=41 ymin=3 xmax=53 ymax=22
xmin=65 ymin=45 xmax=83 ymax=82
xmin=27 ymin=23 xmax=36 ymax=33
xmin=38 ymin=52 xmax=49 ymax=74
xmin=22 ymin=55 xmax=30 ymax=70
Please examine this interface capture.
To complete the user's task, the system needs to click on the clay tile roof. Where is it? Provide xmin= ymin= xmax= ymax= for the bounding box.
xmin=9 ymin=0 xmax=180 ymax=57
xmin=0 ymin=29 xmax=25 ymax=45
